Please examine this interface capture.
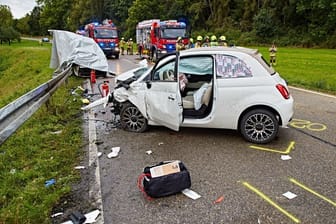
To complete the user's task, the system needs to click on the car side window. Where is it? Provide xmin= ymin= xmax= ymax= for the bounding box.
xmin=153 ymin=60 xmax=176 ymax=81
xmin=215 ymin=54 xmax=252 ymax=78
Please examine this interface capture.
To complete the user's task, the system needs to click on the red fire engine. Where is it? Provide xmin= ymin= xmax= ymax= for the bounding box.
xmin=84 ymin=19 xmax=120 ymax=59
xmin=136 ymin=19 xmax=188 ymax=61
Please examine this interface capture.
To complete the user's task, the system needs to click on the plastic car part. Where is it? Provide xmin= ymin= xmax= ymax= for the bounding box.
xmin=240 ymin=109 xmax=279 ymax=144
xmin=120 ymin=102 xmax=148 ymax=132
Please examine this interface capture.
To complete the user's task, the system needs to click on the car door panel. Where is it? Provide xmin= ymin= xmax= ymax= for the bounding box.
xmin=145 ymin=81 xmax=182 ymax=131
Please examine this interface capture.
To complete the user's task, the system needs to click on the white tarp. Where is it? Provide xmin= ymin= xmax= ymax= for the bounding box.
xmin=49 ymin=30 xmax=109 ymax=72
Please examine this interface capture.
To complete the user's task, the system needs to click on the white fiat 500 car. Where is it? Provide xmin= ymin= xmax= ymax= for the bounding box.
xmin=110 ymin=47 xmax=294 ymax=144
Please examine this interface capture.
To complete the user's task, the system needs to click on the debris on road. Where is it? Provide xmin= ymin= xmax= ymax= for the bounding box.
xmin=214 ymin=195 xmax=224 ymax=204
xmin=74 ymin=166 xmax=86 ymax=170
xmin=82 ymin=99 xmax=90 ymax=104
xmin=69 ymin=211 xmax=86 ymax=224
xmin=61 ymin=210 xmax=100 ymax=224
xmin=83 ymin=209 xmax=100 ymax=223
xmin=97 ymin=152 xmax=103 ymax=158
xmin=182 ymin=188 xmax=201 ymax=200
xmin=51 ymin=212 xmax=63 ymax=218
xmin=282 ymin=191 xmax=297 ymax=199
xmin=107 ymin=147 xmax=120 ymax=158
xmin=281 ymin=155 xmax=292 ymax=160
xmin=145 ymin=150 xmax=152 ymax=155
xmin=94 ymin=140 xmax=104 ymax=145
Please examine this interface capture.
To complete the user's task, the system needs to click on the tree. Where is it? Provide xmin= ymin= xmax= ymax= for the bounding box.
xmin=14 ymin=16 xmax=30 ymax=34
xmin=253 ymin=8 xmax=277 ymax=40
xmin=0 ymin=5 xmax=20 ymax=45
xmin=0 ymin=5 xmax=13 ymax=27
xmin=37 ymin=0 xmax=73 ymax=33
xmin=28 ymin=7 xmax=42 ymax=35
xmin=0 ymin=27 xmax=20 ymax=45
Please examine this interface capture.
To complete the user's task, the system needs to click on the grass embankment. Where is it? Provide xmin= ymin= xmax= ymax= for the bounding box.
xmin=258 ymin=47 xmax=336 ymax=94
xmin=0 ymin=40 xmax=84 ymax=223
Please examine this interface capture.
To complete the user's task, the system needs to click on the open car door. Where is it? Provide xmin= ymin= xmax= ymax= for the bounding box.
xmin=144 ymin=53 xmax=183 ymax=131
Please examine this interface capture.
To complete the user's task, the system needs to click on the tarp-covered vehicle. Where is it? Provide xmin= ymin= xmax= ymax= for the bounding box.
xmin=100 ymin=47 xmax=294 ymax=144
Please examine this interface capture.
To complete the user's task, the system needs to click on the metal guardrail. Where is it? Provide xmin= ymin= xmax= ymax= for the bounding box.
xmin=0 ymin=65 xmax=73 ymax=145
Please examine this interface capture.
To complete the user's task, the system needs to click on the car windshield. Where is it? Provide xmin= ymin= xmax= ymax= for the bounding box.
xmin=160 ymin=28 xmax=186 ymax=39
xmin=134 ymin=67 xmax=150 ymax=79
xmin=94 ymin=28 xmax=118 ymax=38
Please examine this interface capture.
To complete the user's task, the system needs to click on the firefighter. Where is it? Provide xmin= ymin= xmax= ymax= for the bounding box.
xmin=269 ymin=43 xmax=277 ymax=66
xmin=210 ymin=35 xmax=218 ymax=47
xmin=120 ymin=37 xmax=126 ymax=55
xmin=195 ymin=35 xmax=203 ymax=48
xmin=176 ymin=37 xmax=185 ymax=51
xmin=127 ymin=38 xmax=133 ymax=55
xmin=202 ymin=36 xmax=210 ymax=47
xmin=188 ymin=38 xmax=195 ymax=48
xmin=218 ymin=35 xmax=228 ymax=47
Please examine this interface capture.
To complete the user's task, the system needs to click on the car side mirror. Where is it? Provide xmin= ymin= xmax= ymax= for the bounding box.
xmin=146 ymin=80 xmax=152 ymax=89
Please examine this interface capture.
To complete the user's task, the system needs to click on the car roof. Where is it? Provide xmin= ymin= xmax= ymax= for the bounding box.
xmin=179 ymin=46 xmax=275 ymax=74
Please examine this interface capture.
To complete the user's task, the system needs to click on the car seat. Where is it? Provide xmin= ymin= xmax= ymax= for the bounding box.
xmin=182 ymin=82 xmax=212 ymax=111
xmin=159 ymin=70 xmax=174 ymax=81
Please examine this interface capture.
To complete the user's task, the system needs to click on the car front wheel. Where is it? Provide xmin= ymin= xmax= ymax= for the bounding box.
xmin=120 ymin=102 xmax=148 ymax=132
xmin=240 ymin=109 xmax=279 ymax=144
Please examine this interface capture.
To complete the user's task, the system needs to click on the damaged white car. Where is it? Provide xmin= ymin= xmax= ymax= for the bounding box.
xmin=102 ymin=47 xmax=293 ymax=144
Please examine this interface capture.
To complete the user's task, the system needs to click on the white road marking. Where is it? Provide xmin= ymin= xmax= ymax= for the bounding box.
xmin=87 ymin=81 xmax=104 ymax=223
xmin=289 ymin=86 xmax=336 ymax=99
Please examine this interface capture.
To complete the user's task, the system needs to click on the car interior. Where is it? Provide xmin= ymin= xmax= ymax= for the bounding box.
xmin=153 ymin=56 xmax=214 ymax=119
xmin=181 ymin=73 xmax=213 ymax=118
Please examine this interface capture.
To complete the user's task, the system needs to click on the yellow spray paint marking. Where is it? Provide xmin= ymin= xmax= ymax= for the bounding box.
xmin=242 ymin=182 xmax=300 ymax=223
xmin=249 ymin=141 xmax=295 ymax=154
xmin=290 ymin=119 xmax=327 ymax=132
xmin=289 ymin=178 xmax=336 ymax=207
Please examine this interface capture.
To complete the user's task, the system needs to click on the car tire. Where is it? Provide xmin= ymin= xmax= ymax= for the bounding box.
xmin=120 ymin=102 xmax=148 ymax=133
xmin=115 ymin=54 xmax=119 ymax=59
xmin=240 ymin=109 xmax=279 ymax=144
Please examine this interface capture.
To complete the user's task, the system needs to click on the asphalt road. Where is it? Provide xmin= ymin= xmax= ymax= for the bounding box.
xmin=85 ymin=55 xmax=335 ymax=224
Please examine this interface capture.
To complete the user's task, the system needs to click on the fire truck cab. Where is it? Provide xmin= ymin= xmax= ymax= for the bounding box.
xmin=85 ymin=20 xmax=120 ymax=59
xmin=136 ymin=19 xmax=188 ymax=61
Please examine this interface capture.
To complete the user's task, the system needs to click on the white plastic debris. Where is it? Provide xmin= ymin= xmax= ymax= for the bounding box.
xmin=282 ymin=191 xmax=297 ymax=199
xmin=182 ymin=188 xmax=201 ymax=200
xmin=84 ymin=209 xmax=100 ymax=223
xmin=145 ymin=150 xmax=152 ymax=155
xmin=51 ymin=130 xmax=63 ymax=135
xmin=51 ymin=212 xmax=63 ymax=218
xmin=107 ymin=147 xmax=120 ymax=158
xmin=158 ymin=142 xmax=164 ymax=146
xmin=97 ymin=152 xmax=103 ymax=158
xmin=281 ymin=155 xmax=292 ymax=160
xmin=61 ymin=210 xmax=100 ymax=224
xmin=74 ymin=166 xmax=85 ymax=170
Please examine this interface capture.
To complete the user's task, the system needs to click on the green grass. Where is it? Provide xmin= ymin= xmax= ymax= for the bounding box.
xmin=0 ymin=40 xmax=84 ymax=223
xmin=0 ymin=39 xmax=54 ymax=107
xmin=257 ymin=47 xmax=336 ymax=94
